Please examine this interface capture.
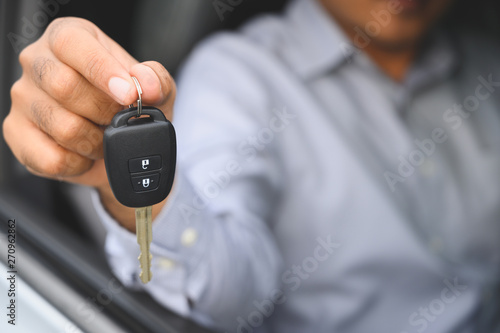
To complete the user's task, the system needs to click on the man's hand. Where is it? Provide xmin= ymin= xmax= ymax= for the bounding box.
xmin=3 ymin=17 xmax=176 ymax=231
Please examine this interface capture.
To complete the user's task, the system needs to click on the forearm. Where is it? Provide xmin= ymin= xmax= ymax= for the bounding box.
xmin=94 ymin=171 xmax=282 ymax=330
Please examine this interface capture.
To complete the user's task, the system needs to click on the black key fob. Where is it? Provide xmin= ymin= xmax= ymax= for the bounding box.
xmin=103 ymin=107 xmax=176 ymax=207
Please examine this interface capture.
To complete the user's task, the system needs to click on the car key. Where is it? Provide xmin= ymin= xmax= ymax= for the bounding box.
xmin=103 ymin=77 xmax=176 ymax=283
xmin=135 ymin=205 xmax=153 ymax=283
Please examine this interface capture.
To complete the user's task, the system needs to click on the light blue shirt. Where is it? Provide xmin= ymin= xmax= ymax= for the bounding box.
xmin=93 ymin=0 xmax=500 ymax=331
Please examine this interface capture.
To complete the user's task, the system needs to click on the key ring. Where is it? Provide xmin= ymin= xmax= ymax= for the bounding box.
xmin=129 ymin=76 xmax=143 ymax=117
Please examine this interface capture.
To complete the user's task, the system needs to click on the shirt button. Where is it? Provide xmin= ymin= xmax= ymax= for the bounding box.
xmin=157 ymin=258 xmax=175 ymax=270
xmin=428 ymin=236 xmax=443 ymax=254
xmin=181 ymin=228 xmax=198 ymax=247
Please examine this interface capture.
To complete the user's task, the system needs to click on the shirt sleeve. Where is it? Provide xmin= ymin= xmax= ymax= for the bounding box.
xmin=94 ymin=33 xmax=284 ymax=331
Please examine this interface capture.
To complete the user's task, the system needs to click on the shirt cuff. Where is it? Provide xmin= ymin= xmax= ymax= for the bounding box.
xmin=90 ymin=172 xmax=210 ymax=310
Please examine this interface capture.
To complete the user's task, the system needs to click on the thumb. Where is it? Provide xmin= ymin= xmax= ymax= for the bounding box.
xmin=129 ymin=62 xmax=176 ymax=108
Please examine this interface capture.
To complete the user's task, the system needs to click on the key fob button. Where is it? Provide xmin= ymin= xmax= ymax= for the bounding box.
xmin=131 ymin=173 xmax=160 ymax=192
xmin=129 ymin=155 xmax=162 ymax=173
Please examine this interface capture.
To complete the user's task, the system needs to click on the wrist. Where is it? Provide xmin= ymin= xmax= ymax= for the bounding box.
xmin=96 ymin=184 xmax=168 ymax=233
xmin=97 ymin=185 xmax=136 ymax=231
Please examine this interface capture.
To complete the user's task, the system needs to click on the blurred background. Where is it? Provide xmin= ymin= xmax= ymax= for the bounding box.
xmin=1 ymin=0 xmax=500 ymax=332
xmin=2 ymin=0 xmax=500 ymax=243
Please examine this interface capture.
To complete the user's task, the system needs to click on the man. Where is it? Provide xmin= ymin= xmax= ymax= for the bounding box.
xmin=4 ymin=0 xmax=500 ymax=331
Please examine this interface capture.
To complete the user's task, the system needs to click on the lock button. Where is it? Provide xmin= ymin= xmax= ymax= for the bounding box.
xmin=131 ymin=173 xmax=161 ymax=192
xmin=129 ymin=155 xmax=162 ymax=173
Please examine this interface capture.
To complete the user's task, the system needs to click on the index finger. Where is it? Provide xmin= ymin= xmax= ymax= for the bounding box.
xmin=48 ymin=19 xmax=137 ymax=105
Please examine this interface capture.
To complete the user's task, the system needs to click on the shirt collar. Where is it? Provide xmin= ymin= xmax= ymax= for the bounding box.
xmin=405 ymin=30 xmax=460 ymax=92
xmin=283 ymin=0 xmax=460 ymax=84
xmin=283 ymin=0 xmax=352 ymax=79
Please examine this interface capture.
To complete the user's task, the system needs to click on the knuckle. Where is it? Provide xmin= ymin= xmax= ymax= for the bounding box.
xmin=50 ymin=31 xmax=69 ymax=56
xmin=49 ymin=23 xmax=77 ymax=57
xmin=48 ymin=18 xmax=98 ymax=49
xmin=32 ymin=57 xmax=55 ymax=88
xmin=84 ymin=50 xmax=106 ymax=83
xmin=19 ymin=44 xmax=35 ymax=69
xmin=87 ymin=130 xmax=104 ymax=155
xmin=51 ymin=67 xmax=80 ymax=100
xmin=76 ymin=138 xmax=99 ymax=158
xmin=91 ymin=97 xmax=116 ymax=125
xmin=46 ymin=17 xmax=69 ymax=33
xmin=39 ymin=148 xmax=68 ymax=177
xmin=10 ymin=80 xmax=24 ymax=102
xmin=20 ymin=151 xmax=37 ymax=173
xmin=2 ymin=114 xmax=14 ymax=143
xmin=71 ymin=122 xmax=102 ymax=158
xmin=47 ymin=17 xmax=76 ymax=43
xmin=31 ymin=101 xmax=54 ymax=133
xmin=48 ymin=17 xmax=92 ymax=33
xmin=55 ymin=115 xmax=83 ymax=144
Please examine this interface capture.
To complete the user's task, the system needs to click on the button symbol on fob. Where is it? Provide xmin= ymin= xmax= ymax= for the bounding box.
xmin=131 ymin=174 xmax=160 ymax=192
xmin=129 ymin=156 xmax=162 ymax=173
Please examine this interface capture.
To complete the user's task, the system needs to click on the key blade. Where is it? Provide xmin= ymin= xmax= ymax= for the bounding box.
xmin=136 ymin=206 xmax=153 ymax=283
xmin=138 ymin=259 xmax=152 ymax=283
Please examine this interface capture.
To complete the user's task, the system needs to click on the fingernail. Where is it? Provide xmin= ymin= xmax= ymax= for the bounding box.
xmin=108 ymin=77 xmax=132 ymax=104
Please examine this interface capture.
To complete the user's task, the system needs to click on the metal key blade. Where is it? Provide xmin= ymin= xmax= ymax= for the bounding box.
xmin=136 ymin=206 xmax=153 ymax=283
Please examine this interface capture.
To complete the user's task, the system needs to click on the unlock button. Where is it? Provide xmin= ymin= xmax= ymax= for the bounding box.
xmin=129 ymin=155 xmax=162 ymax=173
xmin=131 ymin=173 xmax=160 ymax=192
